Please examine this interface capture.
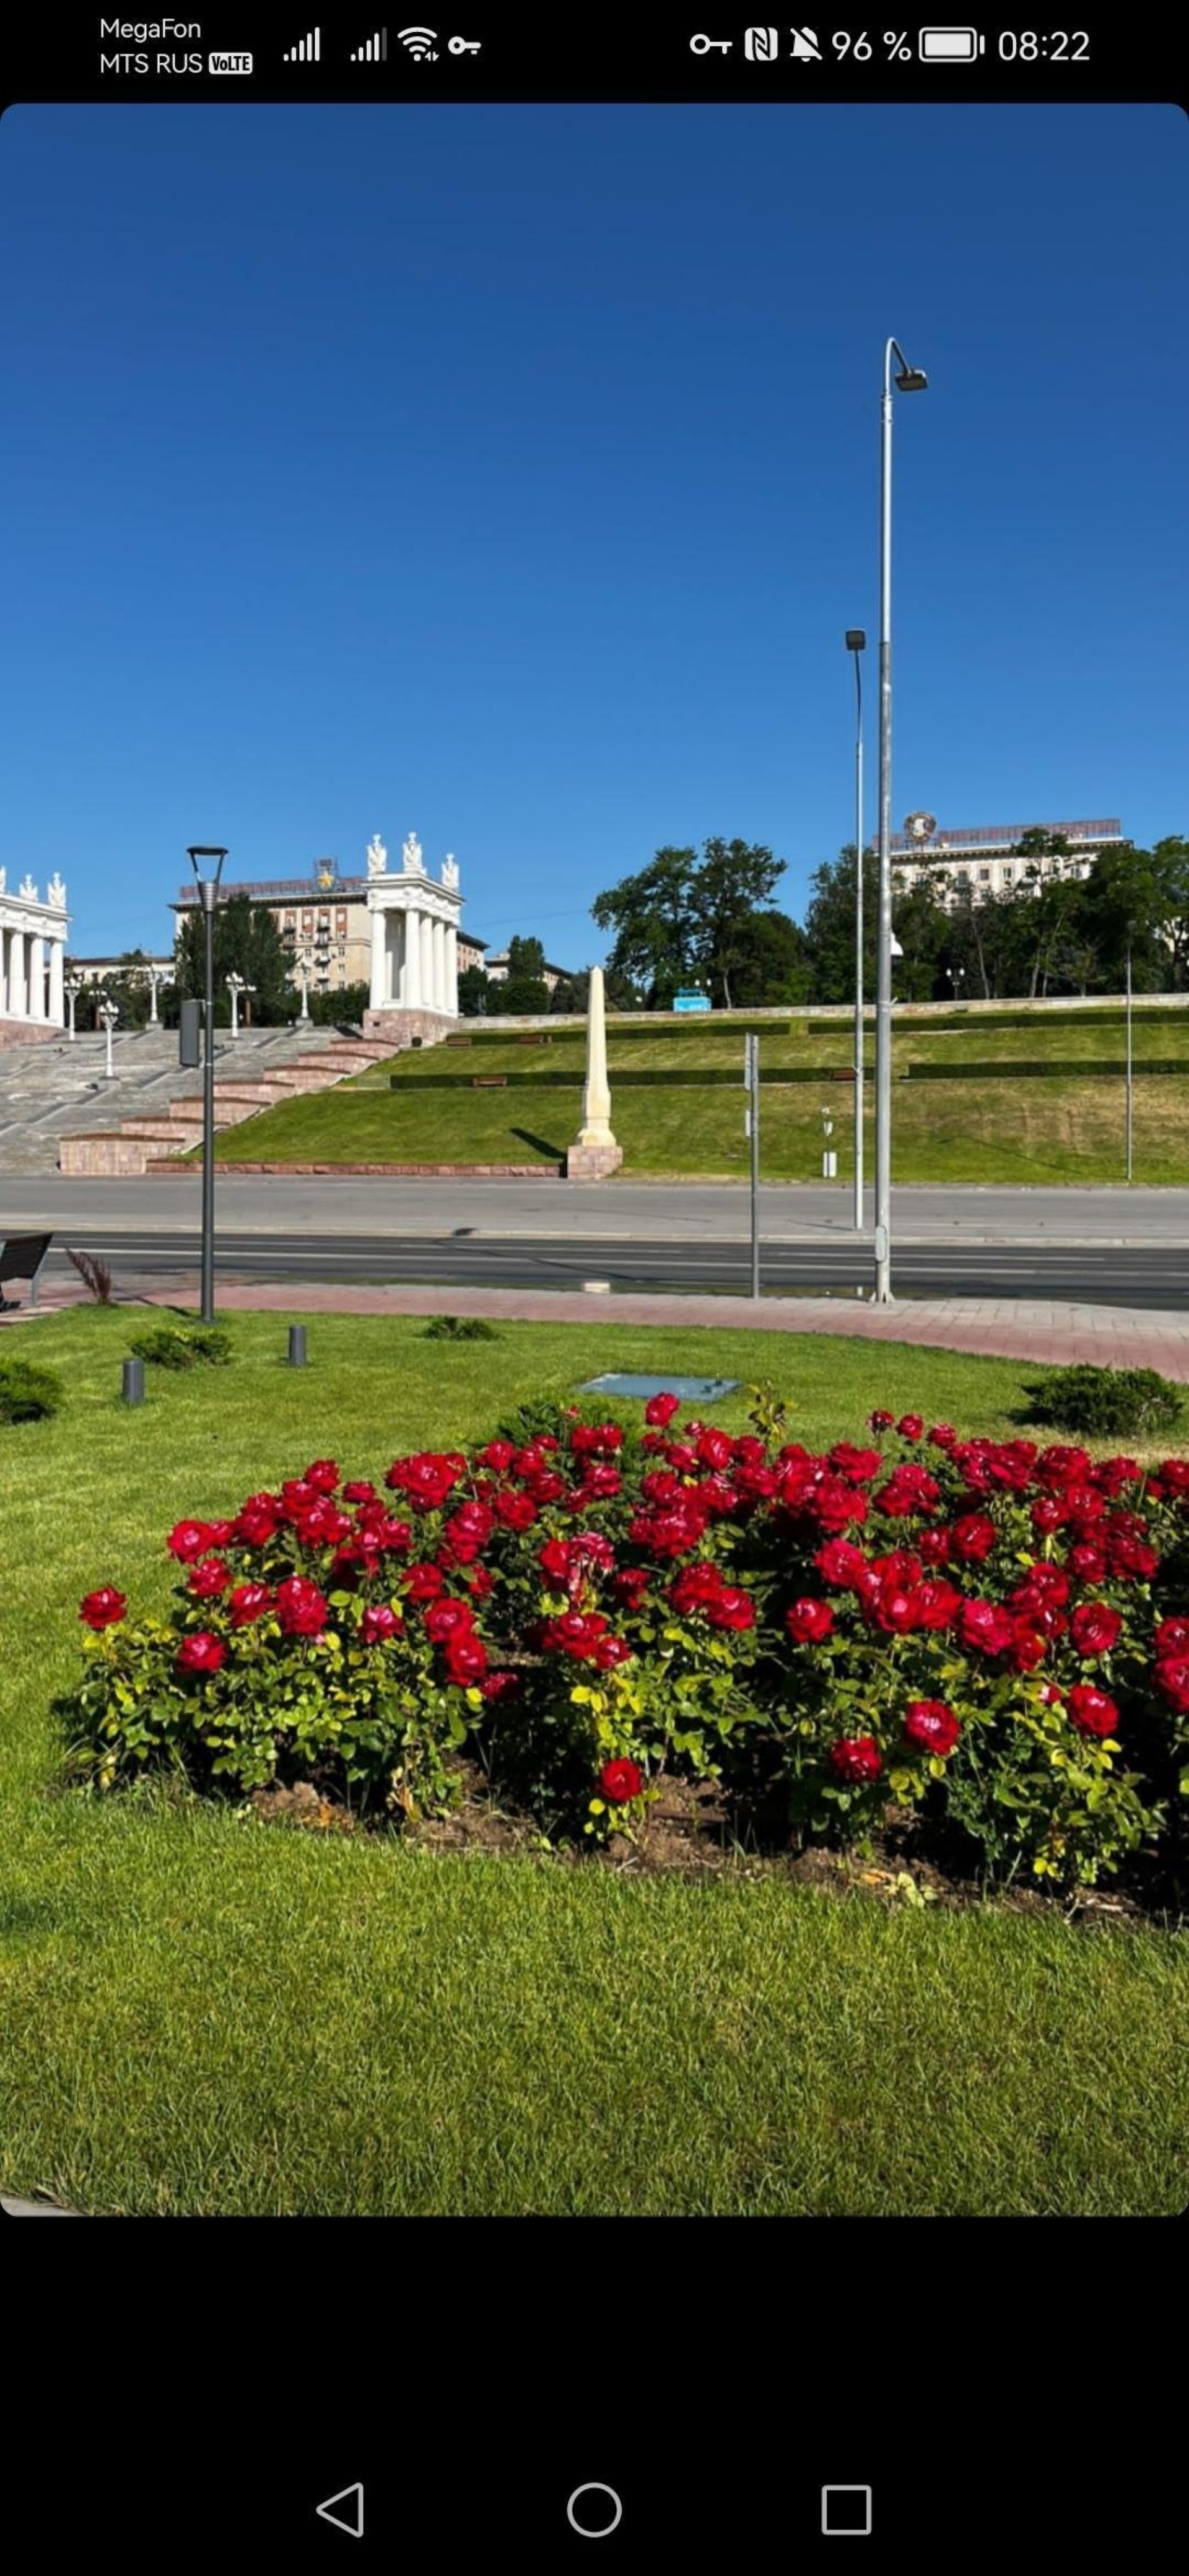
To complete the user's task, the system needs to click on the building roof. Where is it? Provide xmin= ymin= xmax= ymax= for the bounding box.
xmin=891 ymin=817 xmax=1125 ymax=856
xmin=173 ymin=876 xmax=371 ymax=903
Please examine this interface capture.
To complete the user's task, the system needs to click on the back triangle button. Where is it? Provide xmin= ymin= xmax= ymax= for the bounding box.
xmin=316 ymin=2483 xmax=364 ymax=2538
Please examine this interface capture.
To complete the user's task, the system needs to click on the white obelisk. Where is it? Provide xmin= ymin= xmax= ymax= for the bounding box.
xmin=566 ymin=966 xmax=622 ymax=1178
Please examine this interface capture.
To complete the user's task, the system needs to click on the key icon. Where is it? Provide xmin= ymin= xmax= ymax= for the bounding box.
xmin=447 ymin=32 xmax=481 ymax=49
xmin=689 ymin=32 xmax=733 ymax=50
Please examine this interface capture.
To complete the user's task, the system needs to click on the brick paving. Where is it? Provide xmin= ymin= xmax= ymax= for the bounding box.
xmin=8 ymin=1269 xmax=1189 ymax=1376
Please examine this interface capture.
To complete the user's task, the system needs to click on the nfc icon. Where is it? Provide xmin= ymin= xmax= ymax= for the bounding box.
xmin=744 ymin=24 xmax=778 ymax=54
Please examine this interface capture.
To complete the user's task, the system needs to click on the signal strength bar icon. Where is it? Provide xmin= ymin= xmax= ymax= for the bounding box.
xmin=351 ymin=26 xmax=388 ymax=58
xmin=283 ymin=26 xmax=320 ymax=59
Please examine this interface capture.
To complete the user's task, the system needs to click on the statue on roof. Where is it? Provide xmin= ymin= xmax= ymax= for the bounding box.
xmin=402 ymin=832 xmax=425 ymax=874
xmin=366 ymin=834 xmax=388 ymax=877
xmin=442 ymin=853 xmax=459 ymax=890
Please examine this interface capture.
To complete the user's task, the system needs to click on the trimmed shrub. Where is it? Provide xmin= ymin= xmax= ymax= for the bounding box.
xmin=0 ymin=1354 xmax=64 ymax=1424
xmin=422 ymin=1316 xmax=499 ymax=1342
xmin=1021 ymin=1366 xmax=1183 ymax=1440
xmin=127 ymin=1326 xmax=233 ymax=1370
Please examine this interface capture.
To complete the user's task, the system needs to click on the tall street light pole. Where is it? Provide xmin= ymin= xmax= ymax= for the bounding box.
xmin=187 ymin=846 xmax=228 ymax=1326
xmin=873 ymin=338 xmax=928 ymax=1305
xmin=845 ymin=630 xmax=866 ymax=1230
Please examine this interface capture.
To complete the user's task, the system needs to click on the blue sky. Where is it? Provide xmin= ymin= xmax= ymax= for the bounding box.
xmin=2 ymin=102 xmax=1185 ymax=966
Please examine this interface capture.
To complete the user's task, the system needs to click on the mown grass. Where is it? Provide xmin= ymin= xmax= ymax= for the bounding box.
xmin=2 ymin=1308 xmax=1186 ymax=2216
xmin=209 ymin=1067 xmax=1189 ymax=1184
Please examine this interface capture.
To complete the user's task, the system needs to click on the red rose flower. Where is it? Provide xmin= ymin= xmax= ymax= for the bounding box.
xmin=829 ymin=1734 xmax=883 ymax=1785
xmin=704 ymin=1587 xmax=756 ymax=1632
xmin=188 ymin=1556 xmax=231 ymax=1600
xmin=903 ymin=1699 xmax=960 ymax=1757
xmin=204 ymin=1520 xmax=235 ymax=1549
xmin=1008 ymin=1619 xmax=1048 ymax=1674
xmin=539 ymin=1538 xmax=575 ymax=1587
xmin=669 ymin=1563 xmax=725 ymax=1616
xmin=599 ymin=1757 xmax=644 ymax=1803
xmin=1070 ymin=1601 xmax=1123 ymax=1658
xmin=478 ymin=1438 xmax=517 ymax=1471
xmin=1067 ymin=1543 xmax=1108 ymax=1585
xmin=404 ymin=1563 xmax=445 ymax=1603
xmin=814 ymin=1537 xmax=871 ymax=1590
xmin=594 ymin=1635 xmax=634 ymax=1670
xmin=479 ymin=1668 xmax=521 ymax=1701
xmin=360 ymin=1603 xmax=403 ymax=1644
xmin=235 ymin=1501 xmax=280 ymax=1549
xmin=1154 ymin=1617 xmax=1189 ymax=1660
xmin=951 ymin=1513 xmax=997 ymax=1564
xmin=786 ymin=1598 xmax=834 ymax=1643
xmin=424 ymin=1597 xmax=476 ymax=1643
xmin=871 ymin=1583 xmax=923 ymax=1637
xmin=897 ymin=1414 xmax=925 ymax=1441
xmin=829 ymin=1443 xmax=882 ymax=1483
xmin=303 ymin=1459 xmax=340 ymax=1494
xmin=917 ymin=1527 xmax=952 ymax=1567
xmin=167 ymin=1520 xmax=211 ymax=1563
xmin=343 ymin=1481 xmax=379 ymax=1505
xmin=444 ymin=1630 xmax=488 ymax=1684
xmin=1108 ymin=1534 xmax=1159 ymax=1582
xmin=228 ymin=1582 xmax=272 ymax=1626
xmin=79 ymin=1586 xmax=126 ymax=1630
xmin=644 ymin=1393 xmax=681 ymax=1427
xmin=928 ymin=1424 xmax=957 ymax=1450
xmin=868 ymin=1411 xmax=894 ymax=1432
xmin=274 ymin=1575 xmax=329 ymax=1638
xmin=495 ymin=1490 xmax=538 ymax=1531
xmin=912 ymin=1580 xmax=962 ymax=1631
xmin=176 ymin=1631 xmax=225 ymax=1674
xmin=612 ymin=1568 xmax=650 ymax=1604
xmin=1154 ymin=1656 xmax=1189 ymax=1712
xmin=542 ymin=1611 xmax=609 ymax=1659
xmin=959 ymin=1598 xmax=1015 ymax=1656
xmin=1067 ymin=1683 xmax=1119 ymax=1739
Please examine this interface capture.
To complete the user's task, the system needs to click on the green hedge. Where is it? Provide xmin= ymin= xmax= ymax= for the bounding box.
xmin=904 ymin=1058 xmax=1189 ymax=1081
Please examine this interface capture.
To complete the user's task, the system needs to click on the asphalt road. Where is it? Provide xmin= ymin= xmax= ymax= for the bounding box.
xmin=6 ymin=1175 xmax=1189 ymax=1244
xmin=30 ymin=1230 xmax=1189 ymax=1307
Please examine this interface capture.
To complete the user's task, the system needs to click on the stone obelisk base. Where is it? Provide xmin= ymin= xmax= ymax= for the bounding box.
xmin=565 ymin=1139 xmax=624 ymax=1180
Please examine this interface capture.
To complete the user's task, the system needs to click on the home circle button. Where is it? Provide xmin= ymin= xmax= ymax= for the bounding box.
xmin=567 ymin=2484 xmax=624 ymax=2538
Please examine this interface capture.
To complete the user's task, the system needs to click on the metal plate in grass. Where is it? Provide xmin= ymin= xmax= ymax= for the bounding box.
xmin=578 ymin=1373 xmax=740 ymax=1403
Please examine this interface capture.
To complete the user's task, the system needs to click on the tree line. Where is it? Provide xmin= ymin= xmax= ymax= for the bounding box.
xmin=588 ymin=830 xmax=1189 ymax=1009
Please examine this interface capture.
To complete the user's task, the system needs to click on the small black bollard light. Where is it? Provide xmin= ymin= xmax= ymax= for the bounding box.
xmin=122 ymin=1357 xmax=145 ymax=1406
xmin=288 ymin=1325 xmax=307 ymax=1367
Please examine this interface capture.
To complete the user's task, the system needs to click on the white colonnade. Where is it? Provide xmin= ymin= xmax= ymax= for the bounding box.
xmin=365 ymin=834 xmax=463 ymax=1018
xmin=0 ymin=871 xmax=70 ymax=1029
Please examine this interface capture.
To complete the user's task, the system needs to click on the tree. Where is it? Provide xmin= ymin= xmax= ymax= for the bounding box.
xmin=687 ymin=838 xmax=786 ymax=1008
xmin=457 ymin=964 xmax=492 ymax=1017
xmin=799 ymin=845 xmax=880 ymax=1004
xmin=591 ymin=848 xmax=699 ymax=1007
xmin=308 ymin=981 xmax=370 ymax=1027
xmin=171 ymin=894 xmax=295 ymax=1025
xmin=487 ymin=936 xmax=549 ymax=1017
xmin=726 ymin=909 xmax=811 ymax=1006
xmin=1080 ymin=842 xmax=1176 ymax=993
xmin=549 ymin=970 xmax=590 ymax=1016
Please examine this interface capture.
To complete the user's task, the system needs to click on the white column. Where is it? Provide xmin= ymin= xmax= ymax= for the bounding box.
xmin=49 ymin=936 xmax=65 ymax=1026
xmin=445 ymin=922 xmax=458 ymax=1016
xmin=7 ymin=928 xmax=27 ymax=1017
xmin=432 ymin=916 xmax=446 ymax=1012
xmin=0 ymin=928 xmax=7 ymax=1015
xmin=403 ymin=904 xmax=421 ymax=1008
xmin=369 ymin=903 xmax=386 ymax=1011
xmin=26 ymin=934 xmax=45 ymax=1017
xmin=420 ymin=913 xmax=436 ymax=1013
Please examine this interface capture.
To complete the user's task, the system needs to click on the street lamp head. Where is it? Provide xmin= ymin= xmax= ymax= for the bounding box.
xmin=894 ymin=365 xmax=928 ymax=393
xmin=186 ymin=846 xmax=229 ymax=885
xmin=845 ymin=629 xmax=866 ymax=652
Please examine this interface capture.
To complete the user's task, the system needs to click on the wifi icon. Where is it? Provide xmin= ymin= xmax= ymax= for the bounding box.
xmin=397 ymin=24 xmax=438 ymax=57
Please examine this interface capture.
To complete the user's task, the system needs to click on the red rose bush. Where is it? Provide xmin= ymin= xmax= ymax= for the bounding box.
xmin=62 ymin=1398 xmax=1189 ymax=1889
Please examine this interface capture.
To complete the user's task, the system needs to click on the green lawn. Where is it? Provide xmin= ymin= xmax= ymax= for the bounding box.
xmin=204 ymin=1004 xmax=1189 ymax=1181
xmin=2 ymin=1307 xmax=1185 ymax=2216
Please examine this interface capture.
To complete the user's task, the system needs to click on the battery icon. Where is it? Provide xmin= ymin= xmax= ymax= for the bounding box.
xmin=918 ymin=27 xmax=983 ymax=56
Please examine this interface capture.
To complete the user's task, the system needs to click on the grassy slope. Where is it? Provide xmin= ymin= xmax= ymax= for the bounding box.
xmin=1 ymin=1306 xmax=1185 ymax=2216
xmin=207 ymin=1007 xmax=1189 ymax=1181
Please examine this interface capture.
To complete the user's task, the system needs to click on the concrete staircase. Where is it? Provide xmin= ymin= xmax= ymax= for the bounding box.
xmin=0 ymin=1023 xmax=403 ymax=1175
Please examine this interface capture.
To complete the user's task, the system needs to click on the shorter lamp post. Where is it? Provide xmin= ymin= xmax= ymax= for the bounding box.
xmin=296 ymin=954 xmax=311 ymax=1020
xmin=98 ymin=998 xmax=119 ymax=1078
xmin=64 ymin=972 xmax=82 ymax=1041
xmin=821 ymin=1106 xmax=837 ymax=1181
xmin=225 ymin=973 xmax=255 ymax=1039
xmin=186 ymin=843 xmax=229 ymax=1328
xmin=146 ymin=965 xmax=172 ymax=1025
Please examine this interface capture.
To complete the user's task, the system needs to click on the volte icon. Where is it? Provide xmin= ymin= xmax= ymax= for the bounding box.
xmin=316 ymin=2482 xmax=364 ymax=2538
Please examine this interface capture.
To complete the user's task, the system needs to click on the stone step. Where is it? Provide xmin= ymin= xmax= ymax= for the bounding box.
xmin=59 ymin=1134 xmax=153 ymax=1176
xmin=116 ymin=1119 xmax=194 ymax=1141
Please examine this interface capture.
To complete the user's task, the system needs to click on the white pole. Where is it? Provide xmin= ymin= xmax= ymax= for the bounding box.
xmin=1125 ymin=946 xmax=1133 ymax=1183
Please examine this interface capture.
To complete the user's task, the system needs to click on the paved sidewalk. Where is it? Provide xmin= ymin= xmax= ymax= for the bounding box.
xmin=1 ymin=2196 xmax=74 ymax=2216
xmin=11 ymin=1269 xmax=1189 ymax=1377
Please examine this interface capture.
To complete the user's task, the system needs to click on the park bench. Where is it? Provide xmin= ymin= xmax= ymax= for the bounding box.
xmin=473 ymin=1076 xmax=508 ymax=1089
xmin=0 ymin=1232 xmax=54 ymax=1311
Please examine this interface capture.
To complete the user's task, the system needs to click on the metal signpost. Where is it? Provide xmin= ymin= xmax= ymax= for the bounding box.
xmin=744 ymin=1034 xmax=760 ymax=1298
